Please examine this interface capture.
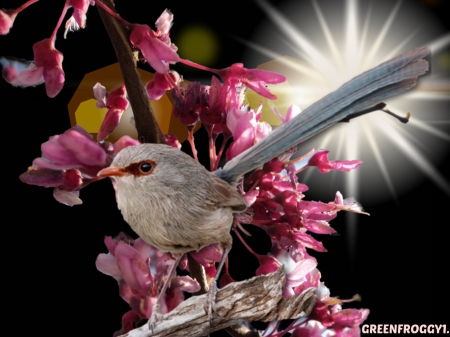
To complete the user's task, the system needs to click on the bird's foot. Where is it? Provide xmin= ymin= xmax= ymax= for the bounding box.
xmin=204 ymin=279 xmax=218 ymax=325
xmin=148 ymin=304 xmax=163 ymax=334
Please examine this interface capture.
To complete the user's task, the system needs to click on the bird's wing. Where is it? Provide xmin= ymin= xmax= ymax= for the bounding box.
xmin=202 ymin=173 xmax=247 ymax=212
xmin=215 ymin=46 xmax=429 ymax=185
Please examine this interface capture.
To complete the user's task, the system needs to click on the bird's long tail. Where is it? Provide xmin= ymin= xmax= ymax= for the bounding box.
xmin=215 ymin=46 xmax=429 ymax=185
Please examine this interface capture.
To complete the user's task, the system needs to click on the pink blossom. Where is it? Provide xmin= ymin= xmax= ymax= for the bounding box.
xmin=29 ymin=38 xmax=65 ymax=98
xmin=307 ymin=150 xmax=362 ymax=173
xmin=129 ymin=9 xmax=179 ymax=74
xmin=226 ymin=106 xmax=272 ymax=160
xmin=199 ymin=76 xmax=228 ymax=127
xmin=1 ymin=0 xmax=39 ymax=35
xmin=272 ymin=104 xmax=302 ymax=124
xmin=217 ymin=63 xmax=286 ymax=100
xmin=146 ymin=71 xmax=180 ymax=100
xmin=94 ymin=83 xmax=130 ymax=141
xmin=0 ymin=56 xmax=44 ymax=87
xmin=172 ymin=82 xmax=202 ymax=127
xmin=164 ymin=134 xmax=182 ymax=149
xmin=19 ymin=126 xmax=140 ymax=206
xmin=0 ymin=9 xmax=17 ymax=35
xmin=113 ymin=136 xmax=140 ymax=156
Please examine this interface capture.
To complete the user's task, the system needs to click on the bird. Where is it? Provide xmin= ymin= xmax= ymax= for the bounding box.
xmin=97 ymin=46 xmax=429 ymax=329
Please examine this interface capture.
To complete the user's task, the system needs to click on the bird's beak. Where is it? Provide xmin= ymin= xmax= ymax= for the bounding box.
xmin=97 ymin=167 xmax=125 ymax=177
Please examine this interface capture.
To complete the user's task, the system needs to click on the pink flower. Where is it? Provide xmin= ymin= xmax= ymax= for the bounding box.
xmin=226 ymin=106 xmax=272 ymax=160
xmin=19 ymin=127 xmax=140 ymax=206
xmin=30 ymin=38 xmax=65 ymax=98
xmin=199 ymin=76 xmax=228 ymax=127
xmin=129 ymin=9 xmax=179 ymax=74
xmin=146 ymin=71 xmax=180 ymax=100
xmin=164 ymin=134 xmax=182 ymax=149
xmin=307 ymin=150 xmax=363 ymax=173
xmin=217 ymin=63 xmax=286 ymax=100
xmin=0 ymin=56 xmax=44 ymax=87
xmin=94 ymin=83 xmax=130 ymax=141
xmin=112 ymin=136 xmax=140 ymax=156
xmin=1 ymin=0 xmax=38 ymax=35
xmin=172 ymin=82 xmax=202 ymax=127
xmin=0 ymin=9 xmax=17 ymax=35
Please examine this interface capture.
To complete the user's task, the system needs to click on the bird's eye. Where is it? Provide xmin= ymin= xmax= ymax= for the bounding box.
xmin=140 ymin=162 xmax=153 ymax=173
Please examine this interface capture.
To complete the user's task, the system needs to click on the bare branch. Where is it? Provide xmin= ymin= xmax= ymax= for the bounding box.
xmin=96 ymin=0 xmax=166 ymax=144
xmin=122 ymin=268 xmax=317 ymax=337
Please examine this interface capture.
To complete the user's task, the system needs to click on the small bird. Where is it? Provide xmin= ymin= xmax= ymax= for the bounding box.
xmin=97 ymin=46 xmax=429 ymax=328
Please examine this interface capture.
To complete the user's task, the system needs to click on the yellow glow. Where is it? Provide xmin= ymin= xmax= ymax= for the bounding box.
xmin=175 ymin=25 xmax=219 ymax=65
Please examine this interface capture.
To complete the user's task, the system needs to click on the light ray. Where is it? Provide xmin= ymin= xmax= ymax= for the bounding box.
xmin=356 ymin=2 xmax=373 ymax=69
xmin=362 ymin=0 xmax=403 ymax=70
xmin=254 ymin=0 xmax=337 ymax=74
xmin=362 ymin=119 xmax=398 ymax=201
xmin=379 ymin=122 xmax=450 ymax=195
xmin=381 ymin=27 xmax=422 ymax=62
xmin=345 ymin=0 xmax=359 ymax=74
xmin=408 ymin=118 xmax=450 ymax=142
xmin=311 ymin=0 xmax=344 ymax=70
xmin=428 ymin=33 xmax=450 ymax=53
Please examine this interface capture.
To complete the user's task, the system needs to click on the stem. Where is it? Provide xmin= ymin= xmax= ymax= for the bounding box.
xmin=96 ymin=0 xmax=166 ymax=144
xmin=50 ymin=0 xmax=69 ymax=42
xmin=93 ymin=0 xmax=133 ymax=28
xmin=13 ymin=0 xmax=39 ymax=14
xmin=179 ymin=58 xmax=219 ymax=74
xmin=187 ymin=126 xmax=199 ymax=161
xmin=213 ymin=134 xmax=231 ymax=171
xmin=204 ymin=124 xmax=216 ymax=171
xmin=233 ymin=225 xmax=258 ymax=258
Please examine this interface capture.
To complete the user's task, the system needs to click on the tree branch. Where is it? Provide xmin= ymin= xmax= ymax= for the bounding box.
xmin=96 ymin=0 xmax=166 ymax=144
xmin=122 ymin=268 xmax=317 ymax=337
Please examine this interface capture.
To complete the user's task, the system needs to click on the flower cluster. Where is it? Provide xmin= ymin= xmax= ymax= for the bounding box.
xmin=96 ymin=233 xmax=201 ymax=336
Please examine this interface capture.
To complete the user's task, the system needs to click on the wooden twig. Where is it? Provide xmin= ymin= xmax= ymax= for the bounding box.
xmin=122 ymin=268 xmax=317 ymax=337
xmin=96 ymin=0 xmax=166 ymax=144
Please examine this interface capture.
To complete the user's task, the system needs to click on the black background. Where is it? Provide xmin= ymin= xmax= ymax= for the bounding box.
xmin=1 ymin=0 xmax=449 ymax=336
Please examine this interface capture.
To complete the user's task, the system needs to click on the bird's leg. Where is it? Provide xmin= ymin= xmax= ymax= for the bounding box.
xmin=339 ymin=102 xmax=410 ymax=124
xmin=204 ymin=245 xmax=230 ymax=324
xmin=148 ymin=253 xmax=183 ymax=333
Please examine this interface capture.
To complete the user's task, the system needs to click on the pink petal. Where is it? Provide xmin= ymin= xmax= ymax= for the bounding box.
xmin=113 ymin=136 xmax=140 ymax=156
xmin=226 ymin=108 xmax=244 ymax=134
xmin=130 ymin=25 xmax=179 ymax=74
xmin=19 ymin=168 xmax=63 ymax=187
xmin=301 ymin=219 xmax=337 ymax=235
xmin=331 ymin=309 xmax=370 ymax=330
xmin=97 ymin=109 xmax=123 ymax=141
xmin=286 ymin=257 xmax=318 ymax=285
xmin=146 ymin=73 xmax=171 ymax=100
xmin=95 ymin=253 xmax=122 ymax=279
xmin=285 ymin=105 xmax=301 ymax=122
xmin=107 ymin=84 xmax=129 ymax=110
xmin=155 ymin=9 xmax=173 ymax=35
xmin=115 ymin=244 xmax=143 ymax=291
xmin=40 ymin=136 xmax=79 ymax=167
xmin=61 ymin=169 xmax=83 ymax=190
xmin=43 ymin=66 xmax=65 ymax=98
xmin=53 ymin=188 xmax=82 ymax=206
xmin=104 ymin=235 xmax=118 ymax=256
xmin=0 ymin=9 xmax=16 ymax=35
xmin=58 ymin=130 xmax=107 ymax=166
xmin=132 ymin=238 xmax=152 ymax=260
xmin=170 ymin=275 xmax=201 ymax=293
xmin=15 ymin=64 xmax=45 ymax=86
xmin=93 ymin=82 xmax=107 ymax=108
xmin=243 ymin=78 xmax=277 ymax=100
xmin=248 ymin=68 xmax=287 ymax=84
xmin=255 ymin=121 xmax=271 ymax=142
xmin=293 ymin=232 xmax=327 ymax=252
xmin=189 ymin=244 xmax=222 ymax=267
xmin=255 ymin=255 xmax=282 ymax=276
xmin=163 ymin=134 xmax=181 ymax=149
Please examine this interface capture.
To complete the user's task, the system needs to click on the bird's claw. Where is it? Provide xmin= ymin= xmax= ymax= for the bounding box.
xmin=148 ymin=305 xmax=163 ymax=334
xmin=204 ymin=279 xmax=218 ymax=325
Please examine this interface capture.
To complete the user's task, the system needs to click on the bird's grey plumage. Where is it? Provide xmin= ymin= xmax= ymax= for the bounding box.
xmin=110 ymin=144 xmax=246 ymax=254
xmin=215 ymin=46 xmax=429 ymax=185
